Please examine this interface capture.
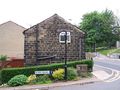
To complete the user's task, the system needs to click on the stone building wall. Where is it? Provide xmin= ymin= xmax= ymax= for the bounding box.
xmin=24 ymin=14 xmax=85 ymax=65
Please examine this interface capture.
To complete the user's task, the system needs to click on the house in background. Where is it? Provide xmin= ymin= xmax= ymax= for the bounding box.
xmin=23 ymin=14 xmax=85 ymax=65
xmin=0 ymin=21 xmax=26 ymax=58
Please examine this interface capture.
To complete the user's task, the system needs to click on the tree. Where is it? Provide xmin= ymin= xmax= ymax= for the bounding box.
xmin=80 ymin=9 xmax=119 ymax=52
xmin=112 ymin=16 xmax=120 ymax=41
xmin=101 ymin=9 xmax=117 ymax=47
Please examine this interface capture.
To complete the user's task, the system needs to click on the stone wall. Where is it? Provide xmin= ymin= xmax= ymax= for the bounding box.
xmin=24 ymin=14 xmax=85 ymax=65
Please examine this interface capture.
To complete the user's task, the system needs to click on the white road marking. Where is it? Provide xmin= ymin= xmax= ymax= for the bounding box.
xmin=92 ymin=70 xmax=112 ymax=80
xmin=93 ymin=65 xmax=120 ymax=82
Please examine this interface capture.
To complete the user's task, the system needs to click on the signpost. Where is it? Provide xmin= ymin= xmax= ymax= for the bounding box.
xmin=35 ymin=71 xmax=50 ymax=75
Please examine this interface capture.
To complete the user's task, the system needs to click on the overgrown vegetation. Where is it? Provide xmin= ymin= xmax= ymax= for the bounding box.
xmin=7 ymin=75 xmax=27 ymax=87
xmin=67 ymin=68 xmax=78 ymax=80
xmin=6 ymin=68 xmax=92 ymax=87
xmin=36 ymin=75 xmax=52 ymax=84
xmin=1 ymin=60 xmax=93 ymax=84
xmin=52 ymin=69 xmax=64 ymax=80
xmin=0 ymin=55 xmax=7 ymax=61
xmin=0 ymin=60 xmax=93 ymax=87
xmin=27 ymin=74 xmax=52 ymax=84
xmin=26 ymin=74 xmax=36 ymax=84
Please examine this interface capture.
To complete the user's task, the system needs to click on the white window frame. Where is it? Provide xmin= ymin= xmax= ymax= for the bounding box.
xmin=59 ymin=32 xmax=71 ymax=43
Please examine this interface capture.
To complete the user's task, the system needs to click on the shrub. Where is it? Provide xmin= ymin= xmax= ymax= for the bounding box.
xmin=52 ymin=68 xmax=64 ymax=80
xmin=1 ymin=60 xmax=93 ymax=83
xmin=0 ymin=55 xmax=7 ymax=61
xmin=27 ymin=74 xmax=36 ymax=84
xmin=7 ymin=75 xmax=27 ymax=87
xmin=67 ymin=68 xmax=78 ymax=80
xmin=36 ymin=75 xmax=52 ymax=84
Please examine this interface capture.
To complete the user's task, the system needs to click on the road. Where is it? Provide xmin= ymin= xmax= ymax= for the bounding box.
xmin=50 ymin=54 xmax=120 ymax=90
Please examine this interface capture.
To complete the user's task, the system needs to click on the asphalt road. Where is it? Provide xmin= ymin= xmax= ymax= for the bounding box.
xmin=50 ymin=56 xmax=120 ymax=90
xmin=50 ymin=81 xmax=120 ymax=90
xmin=94 ymin=59 xmax=120 ymax=71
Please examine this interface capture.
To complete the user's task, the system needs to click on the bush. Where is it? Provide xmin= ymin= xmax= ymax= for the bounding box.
xmin=27 ymin=74 xmax=36 ymax=84
xmin=0 ymin=55 xmax=7 ymax=61
xmin=36 ymin=75 xmax=52 ymax=84
xmin=52 ymin=69 xmax=64 ymax=80
xmin=8 ymin=75 xmax=27 ymax=87
xmin=67 ymin=68 xmax=78 ymax=80
xmin=1 ymin=60 xmax=93 ymax=83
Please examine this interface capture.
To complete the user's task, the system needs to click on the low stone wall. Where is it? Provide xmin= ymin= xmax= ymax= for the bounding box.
xmin=85 ymin=52 xmax=95 ymax=60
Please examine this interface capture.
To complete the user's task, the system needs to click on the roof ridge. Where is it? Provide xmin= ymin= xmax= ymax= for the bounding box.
xmin=23 ymin=14 xmax=84 ymax=34
xmin=0 ymin=21 xmax=26 ymax=29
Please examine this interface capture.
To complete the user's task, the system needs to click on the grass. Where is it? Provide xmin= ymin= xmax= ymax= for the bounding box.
xmin=113 ymin=49 xmax=120 ymax=53
xmin=98 ymin=48 xmax=120 ymax=55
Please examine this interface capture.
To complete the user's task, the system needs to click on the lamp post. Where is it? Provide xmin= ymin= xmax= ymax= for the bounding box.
xmin=64 ymin=31 xmax=67 ymax=80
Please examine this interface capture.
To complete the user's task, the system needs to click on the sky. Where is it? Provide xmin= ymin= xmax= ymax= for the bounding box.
xmin=0 ymin=0 xmax=120 ymax=28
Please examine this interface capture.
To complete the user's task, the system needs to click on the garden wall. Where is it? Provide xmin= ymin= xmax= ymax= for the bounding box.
xmin=0 ymin=59 xmax=24 ymax=68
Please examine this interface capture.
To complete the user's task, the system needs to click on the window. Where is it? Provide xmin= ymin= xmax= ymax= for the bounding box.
xmin=59 ymin=32 xmax=71 ymax=43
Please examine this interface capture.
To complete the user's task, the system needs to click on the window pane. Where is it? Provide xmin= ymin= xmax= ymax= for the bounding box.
xmin=67 ymin=36 xmax=69 ymax=41
xmin=61 ymin=35 xmax=65 ymax=41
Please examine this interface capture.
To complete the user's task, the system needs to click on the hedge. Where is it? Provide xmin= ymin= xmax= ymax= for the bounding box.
xmin=1 ymin=60 xmax=93 ymax=83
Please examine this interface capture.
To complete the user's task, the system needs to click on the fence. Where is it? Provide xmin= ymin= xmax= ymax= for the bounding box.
xmin=0 ymin=58 xmax=24 ymax=69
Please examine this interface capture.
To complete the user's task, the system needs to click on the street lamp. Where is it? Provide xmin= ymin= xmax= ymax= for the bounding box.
xmin=64 ymin=31 xmax=67 ymax=80
xmin=59 ymin=31 xmax=70 ymax=80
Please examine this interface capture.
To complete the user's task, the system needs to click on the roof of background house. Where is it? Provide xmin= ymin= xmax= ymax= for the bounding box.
xmin=0 ymin=21 xmax=26 ymax=30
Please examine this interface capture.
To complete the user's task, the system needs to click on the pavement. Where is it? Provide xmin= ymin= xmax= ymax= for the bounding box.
xmin=93 ymin=53 xmax=120 ymax=82
xmin=92 ymin=70 xmax=111 ymax=80
xmin=0 ymin=76 xmax=100 ymax=90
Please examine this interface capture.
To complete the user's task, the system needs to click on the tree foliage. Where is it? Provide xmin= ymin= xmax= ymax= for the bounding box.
xmin=80 ymin=9 xmax=119 ymax=51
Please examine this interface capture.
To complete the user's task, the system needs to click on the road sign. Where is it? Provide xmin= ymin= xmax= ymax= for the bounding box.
xmin=35 ymin=71 xmax=50 ymax=75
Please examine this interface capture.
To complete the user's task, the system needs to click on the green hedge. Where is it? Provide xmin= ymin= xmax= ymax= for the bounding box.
xmin=1 ymin=60 xmax=93 ymax=83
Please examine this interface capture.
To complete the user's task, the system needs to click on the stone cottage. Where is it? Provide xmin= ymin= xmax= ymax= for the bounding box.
xmin=23 ymin=14 xmax=85 ymax=65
